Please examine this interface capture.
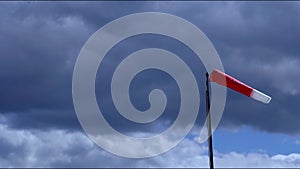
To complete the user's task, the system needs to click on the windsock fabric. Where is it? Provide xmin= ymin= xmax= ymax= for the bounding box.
xmin=210 ymin=69 xmax=271 ymax=104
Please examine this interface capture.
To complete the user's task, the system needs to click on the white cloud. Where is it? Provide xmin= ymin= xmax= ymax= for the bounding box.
xmin=0 ymin=124 xmax=299 ymax=167
xmin=214 ymin=152 xmax=300 ymax=168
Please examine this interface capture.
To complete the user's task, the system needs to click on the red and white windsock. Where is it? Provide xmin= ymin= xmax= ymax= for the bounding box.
xmin=210 ymin=69 xmax=271 ymax=104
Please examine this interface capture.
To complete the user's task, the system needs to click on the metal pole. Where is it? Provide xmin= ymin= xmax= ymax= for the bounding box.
xmin=206 ymin=72 xmax=214 ymax=169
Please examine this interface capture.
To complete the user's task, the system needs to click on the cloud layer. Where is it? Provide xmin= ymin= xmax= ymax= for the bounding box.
xmin=0 ymin=123 xmax=299 ymax=167
xmin=1 ymin=1 xmax=300 ymax=133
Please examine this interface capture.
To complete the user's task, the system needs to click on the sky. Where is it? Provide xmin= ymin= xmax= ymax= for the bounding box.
xmin=0 ymin=1 xmax=300 ymax=167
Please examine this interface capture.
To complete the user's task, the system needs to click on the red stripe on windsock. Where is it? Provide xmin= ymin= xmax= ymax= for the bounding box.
xmin=210 ymin=69 xmax=253 ymax=97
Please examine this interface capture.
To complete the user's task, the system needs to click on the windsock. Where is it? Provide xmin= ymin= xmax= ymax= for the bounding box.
xmin=210 ymin=69 xmax=271 ymax=104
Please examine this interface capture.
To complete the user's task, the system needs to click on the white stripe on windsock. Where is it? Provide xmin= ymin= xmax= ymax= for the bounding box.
xmin=250 ymin=89 xmax=272 ymax=104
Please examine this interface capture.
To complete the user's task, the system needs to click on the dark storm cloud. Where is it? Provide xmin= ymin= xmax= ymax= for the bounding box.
xmin=0 ymin=1 xmax=207 ymax=131
xmin=0 ymin=1 xmax=299 ymax=134
xmin=0 ymin=2 xmax=93 ymax=129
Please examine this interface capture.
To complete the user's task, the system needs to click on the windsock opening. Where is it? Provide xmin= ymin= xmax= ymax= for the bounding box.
xmin=210 ymin=69 xmax=271 ymax=104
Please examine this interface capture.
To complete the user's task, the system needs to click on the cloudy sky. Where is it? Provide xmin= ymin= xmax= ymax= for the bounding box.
xmin=1 ymin=1 xmax=300 ymax=167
